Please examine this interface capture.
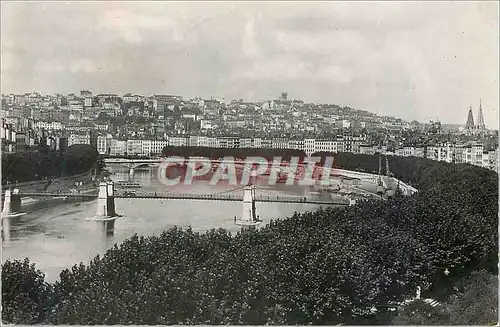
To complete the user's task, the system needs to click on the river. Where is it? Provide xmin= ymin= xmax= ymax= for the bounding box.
xmin=2 ymin=167 xmax=337 ymax=283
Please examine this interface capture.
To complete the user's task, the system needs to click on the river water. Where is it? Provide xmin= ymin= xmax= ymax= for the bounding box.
xmin=2 ymin=168 xmax=337 ymax=283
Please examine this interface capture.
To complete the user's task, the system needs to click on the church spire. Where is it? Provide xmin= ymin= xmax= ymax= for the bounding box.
xmin=477 ymin=98 xmax=485 ymax=130
xmin=465 ymin=105 xmax=475 ymax=129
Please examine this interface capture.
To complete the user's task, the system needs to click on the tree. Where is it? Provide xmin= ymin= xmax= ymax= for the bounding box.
xmin=1 ymin=259 xmax=53 ymax=324
xmin=391 ymin=300 xmax=450 ymax=325
xmin=447 ymin=270 xmax=498 ymax=325
xmin=392 ymin=271 xmax=498 ymax=325
xmin=2 ymin=145 xmax=99 ymax=183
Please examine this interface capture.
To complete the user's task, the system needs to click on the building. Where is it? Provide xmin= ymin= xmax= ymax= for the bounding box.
xmin=272 ymin=138 xmax=290 ymax=149
xmin=123 ymin=94 xmax=144 ymax=103
xmin=80 ymin=90 xmax=92 ymax=97
xmin=487 ymin=149 xmax=498 ymax=172
xmin=126 ymin=139 xmax=143 ymax=155
xmin=217 ymin=137 xmax=239 ymax=148
xmin=97 ymin=135 xmax=113 ymax=155
xmin=110 ymin=139 xmax=127 ymax=156
xmin=426 ymin=143 xmax=454 ymax=163
xmin=401 ymin=146 xmax=425 ymax=158
xmin=153 ymin=94 xmax=182 ymax=112
xmin=169 ymin=136 xmax=188 ymax=147
xmin=359 ymin=145 xmax=376 ymax=155
xmin=84 ymin=97 xmax=93 ymax=107
xmin=471 ymin=143 xmax=485 ymax=166
xmin=33 ymin=121 xmax=63 ymax=131
xmin=151 ymin=140 xmax=168 ymax=154
xmin=240 ymin=138 xmax=253 ymax=148
xmin=69 ymin=100 xmax=83 ymax=111
xmin=304 ymin=139 xmax=316 ymax=156
xmin=314 ymin=140 xmax=339 ymax=153
xmin=289 ymin=139 xmax=304 ymax=151
xmin=68 ymin=133 xmax=91 ymax=146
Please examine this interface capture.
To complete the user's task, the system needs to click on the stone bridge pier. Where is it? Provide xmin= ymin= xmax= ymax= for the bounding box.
xmin=2 ymin=189 xmax=22 ymax=215
xmin=95 ymin=181 xmax=119 ymax=234
xmin=235 ymin=184 xmax=261 ymax=227
xmin=1 ymin=189 xmax=24 ymax=242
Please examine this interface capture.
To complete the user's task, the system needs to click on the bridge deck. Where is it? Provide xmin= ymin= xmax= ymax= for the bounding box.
xmin=6 ymin=192 xmax=348 ymax=205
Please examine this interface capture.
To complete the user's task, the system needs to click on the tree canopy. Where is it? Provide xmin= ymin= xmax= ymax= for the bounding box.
xmin=2 ymin=144 xmax=101 ymax=184
xmin=392 ymin=270 xmax=498 ymax=325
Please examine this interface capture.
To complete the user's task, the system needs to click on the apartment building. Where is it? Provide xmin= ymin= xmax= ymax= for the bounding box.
xmin=426 ymin=143 xmax=454 ymax=163
xmin=68 ymin=133 xmax=91 ymax=146
xmin=110 ymin=140 xmax=127 ymax=156
xmin=304 ymin=139 xmax=316 ymax=156
xmin=206 ymin=137 xmax=219 ymax=148
xmin=97 ymin=135 xmax=113 ymax=154
xmin=261 ymin=139 xmax=273 ymax=149
xmin=32 ymin=121 xmax=63 ymax=130
xmin=272 ymin=138 xmax=290 ymax=149
xmin=314 ymin=140 xmax=339 ymax=153
xmin=240 ymin=138 xmax=253 ymax=148
xmin=217 ymin=137 xmax=240 ymax=148
xmin=151 ymin=140 xmax=168 ymax=154
xmin=359 ymin=145 xmax=376 ymax=155
xmin=289 ymin=139 xmax=304 ymax=151
xmin=471 ymin=143 xmax=485 ymax=166
xmin=487 ymin=149 xmax=498 ymax=172
xmin=126 ymin=139 xmax=143 ymax=155
xmin=253 ymin=138 xmax=262 ymax=148
xmin=169 ymin=136 xmax=188 ymax=147
xmin=395 ymin=146 xmax=425 ymax=158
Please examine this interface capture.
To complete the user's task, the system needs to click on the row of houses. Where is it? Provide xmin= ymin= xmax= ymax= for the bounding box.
xmin=96 ymin=135 xmax=498 ymax=172
xmin=96 ymin=135 xmax=368 ymax=157
xmin=360 ymin=143 xmax=498 ymax=171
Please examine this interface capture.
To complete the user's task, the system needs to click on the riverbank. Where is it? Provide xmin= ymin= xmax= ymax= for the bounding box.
xmin=2 ymin=171 xmax=92 ymax=190
xmin=1 ymin=172 xmax=101 ymax=214
xmin=17 ymin=187 xmax=98 ymax=211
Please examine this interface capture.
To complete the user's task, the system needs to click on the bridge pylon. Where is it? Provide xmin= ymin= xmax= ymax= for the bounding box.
xmin=2 ymin=188 xmax=26 ymax=242
xmin=94 ymin=181 xmax=119 ymax=234
xmin=1 ymin=189 xmax=24 ymax=217
xmin=235 ymin=184 xmax=262 ymax=227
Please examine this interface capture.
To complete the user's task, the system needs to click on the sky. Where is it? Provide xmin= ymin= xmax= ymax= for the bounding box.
xmin=1 ymin=1 xmax=499 ymax=128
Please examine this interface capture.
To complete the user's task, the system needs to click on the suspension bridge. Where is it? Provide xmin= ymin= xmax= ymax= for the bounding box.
xmin=5 ymin=184 xmax=353 ymax=205
xmin=1 ymin=181 xmax=360 ymax=236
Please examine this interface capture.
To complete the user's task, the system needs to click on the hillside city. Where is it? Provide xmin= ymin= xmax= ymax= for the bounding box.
xmin=1 ymin=91 xmax=498 ymax=172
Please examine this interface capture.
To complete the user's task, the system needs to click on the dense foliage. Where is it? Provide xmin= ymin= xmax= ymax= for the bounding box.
xmin=1 ymin=259 xmax=53 ymax=324
xmin=2 ymin=154 xmax=497 ymax=324
xmin=161 ymin=146 xmax=307 ymax=161
xmin=1 ymin=144 xmax=102 ymax=184
xmin=392 ymin=270 xmax=498 ymax=325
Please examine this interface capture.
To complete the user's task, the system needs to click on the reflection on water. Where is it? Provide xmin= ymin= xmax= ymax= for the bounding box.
xmin=2 ymin=168 xmax=334 ymax=283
